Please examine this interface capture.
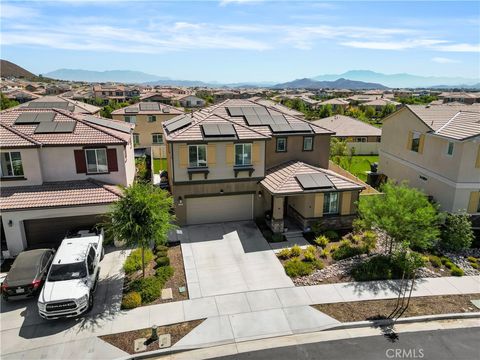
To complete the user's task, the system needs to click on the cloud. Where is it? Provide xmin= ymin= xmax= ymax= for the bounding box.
xmin=432 ymin=57 xmax=461 ymax=64
xmin=0 ymin=3 xmax=39 ymax=19
xmin=219 ymin=0 xmax=261 ymax=6
xmin=432 ymin=43 xmax=480 ymax=53
xmin=341 ymin=39 xmax=447 ymax=51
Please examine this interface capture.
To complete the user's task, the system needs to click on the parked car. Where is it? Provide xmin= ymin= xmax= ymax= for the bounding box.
xmin=1 ymin=249 xmax=55 ymax=301
xmin=37 ymin=229 xmax=104 ymax=319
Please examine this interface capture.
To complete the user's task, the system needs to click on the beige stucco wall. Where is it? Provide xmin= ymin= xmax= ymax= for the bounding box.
xmin=1 ymin=148 xmax=43 ymax=187
xmin=346 ymin=142 xmax=380 ymax=155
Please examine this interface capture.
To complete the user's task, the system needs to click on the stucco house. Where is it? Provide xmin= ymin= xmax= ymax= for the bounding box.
xmin=163 ymin=99 xmax=364 ymax=233
xmin=379 ymin=104 xmax=480 ymax=229
xmin=311 ymin=115 xmax=382 ymax=155
xmin=19 ymin=95 xmax=101 ymax=115
xmin=0 ymin=107 xmax=135 ymax=256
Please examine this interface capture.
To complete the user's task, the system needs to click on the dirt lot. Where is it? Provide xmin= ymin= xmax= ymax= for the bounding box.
xmin=313 ymin=294 xmax=480 ymax=322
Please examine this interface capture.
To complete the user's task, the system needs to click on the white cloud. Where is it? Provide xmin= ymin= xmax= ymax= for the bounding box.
xmin=432 ymin=57 xmax=461 ymax=64
xmin=432 ymin=43 xmax=480 ymax=53
xmin=0 ymin=3 xmax=39 ymax=19
xmin=219 ymin=0 xmax=261 ymax=6
xmin=341 ymin=39 xmax=447 ymax=51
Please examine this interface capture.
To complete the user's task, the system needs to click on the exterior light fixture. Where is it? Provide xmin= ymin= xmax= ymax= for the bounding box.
xmin=258 ymin=191 xmax=263 ymax=198
xmin=178 ymin=196 xmax=183 ymax=206
xmin=220 ymin=189 xmax=224 ymax=194
xmin=8 ymin=220 xmax=13 ymax=227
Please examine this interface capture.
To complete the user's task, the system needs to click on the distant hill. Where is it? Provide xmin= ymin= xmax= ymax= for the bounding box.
xmin=313 ymin=70 xmax=479 ymax=88
xmin=1 ymin=59 xmax=38 ymax=80
xmin=430 ymin=83 xmax=480 ymax=90
xmin=273 ymin=77 xmax=388 ymax=90
xmin=44 ymin=69 xmax=171 ymax=84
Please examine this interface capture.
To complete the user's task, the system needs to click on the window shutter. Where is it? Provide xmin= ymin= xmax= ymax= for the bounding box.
xmin=341 ymin=191 xmax=351 ymax=215
xmin=74 ymin=150 xmax=87 ymax=174
xmin=467 ymin=191 xmax=480 ymax=214
xmin=252 ymin=143 xmax=260 ymax=165
xmin=226 ymin=144 xmax=234 ymax=166
xmin=314 ymin=193 xmax=324 ymax=217
xmin=476 ymin=145 xmax=480 ymax=168
xmin=179 ymin=145 xmax=188 ymax=168
xmin=418 ymin=134 xmax=425 ymax=154
xmin=107 ymin=148 xmax=118 ymax=172
xmin=207 ymin=144 xmax=216 ymax=167
xmin=406 ymin=131 xmax=413 ymax=150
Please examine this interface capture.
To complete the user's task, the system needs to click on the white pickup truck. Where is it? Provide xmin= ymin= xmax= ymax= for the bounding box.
xmin=38 ymin=229 xmax=104 ymax=319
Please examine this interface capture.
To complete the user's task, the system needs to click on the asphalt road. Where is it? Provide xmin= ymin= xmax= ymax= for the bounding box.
xmin=213 ymin=327 xmax=480 ymax=360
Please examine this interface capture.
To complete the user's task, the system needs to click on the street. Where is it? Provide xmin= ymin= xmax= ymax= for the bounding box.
xmin=213 ymin=327 xmax=480 ymax=360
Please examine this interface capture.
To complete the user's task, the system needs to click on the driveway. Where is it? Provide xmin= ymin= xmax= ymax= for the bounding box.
xmin=179 ymin=221 xmax=293 ymax=298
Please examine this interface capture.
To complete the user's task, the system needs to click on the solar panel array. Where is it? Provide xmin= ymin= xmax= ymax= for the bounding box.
xmin=269 ymin=123 xmax=312 ymax=133
xmin=15 ymin=112 xmax=56 ymax=124
xmin=34 ymin=121 xmax=76 ymax=134
xmin=164 ymin=115 xmax=192 ymax=133
xmin=124 ymin=106 xmax=139 ymax=114
xmin=296 ymin=173 xmax=334 ymax=190
xmin=26 ymin=102 xmax=75 ymax=111
xmin=201 ymin=123 xmax=236 ymax=137
xmin=139 ymin=103 xmax=160 ymax=111
xmin=84 ymin=116 xmax=131 ymax=134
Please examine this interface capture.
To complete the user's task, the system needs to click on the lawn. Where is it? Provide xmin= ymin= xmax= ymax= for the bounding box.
xmin=337 ymin=155 xmax=378 ymax=181
xmin=153 ymin=158 xmax=168 ymax=174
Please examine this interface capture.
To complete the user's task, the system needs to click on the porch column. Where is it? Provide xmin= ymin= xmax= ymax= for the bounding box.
xmin=271 ymin=196 xmax=284 ymax=233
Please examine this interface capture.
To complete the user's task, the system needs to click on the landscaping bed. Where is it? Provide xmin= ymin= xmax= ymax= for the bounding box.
xmin=100 ymin=319 xmax=204 ymax=354
xmin=312 ymin=294 xmax=480 ymax=322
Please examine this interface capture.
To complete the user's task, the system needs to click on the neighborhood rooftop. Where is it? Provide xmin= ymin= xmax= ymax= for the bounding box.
xmin=111 ymin=101 xmax=184 ymax=115
xmin=311 ymin=115 xmax=381 ymax=137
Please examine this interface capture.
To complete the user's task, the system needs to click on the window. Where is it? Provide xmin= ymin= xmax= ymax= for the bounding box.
xmin=235 ymin=143 xmax=252 ymax=166
xmin=152 ymin=133 xmax=163 ymax=144
xmin=276 ymin=137 xmax=287 ymax=152
xmin=411 ymin=131 xmax=421 ymax=152
xmin=0 ymin=151 xmax=24 ymax=177
xmin=376 ymin=136 xmax=382 ymax=142
xmin=188 ymin=145 xmax=207 ymax=168
xmin=303 ymin=136 xmax=313 ymax=151
xmin=85 ymin=148 xmax=108 ymax=173
xmin=147 ymin=115 xmax=156 ymax=123
xmin=133 ymin=133 xmax=140 ymax=145
xmin=323 ymin=192 xmax=339 ymax=214
xmin=447 ymin=142 xmax=454 ymax=156
xmin=124 ymin=115 xmax=136 ymax=124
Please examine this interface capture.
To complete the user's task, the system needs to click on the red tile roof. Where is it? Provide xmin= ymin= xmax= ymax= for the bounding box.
xmin=1 ymin=180 xmax=123 ymax=212
xmin=0 ymin=123 xmax=40 ymax=148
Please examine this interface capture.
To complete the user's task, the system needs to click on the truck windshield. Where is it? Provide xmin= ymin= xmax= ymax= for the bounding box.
xmin=48 ymin=262 xmax=87 ymax=281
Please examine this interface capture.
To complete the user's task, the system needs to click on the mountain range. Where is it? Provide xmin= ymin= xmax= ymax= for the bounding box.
xmin=272 ymin=78 xmax=387 ymax=90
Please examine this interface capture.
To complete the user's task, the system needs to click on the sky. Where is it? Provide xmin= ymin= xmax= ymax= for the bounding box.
xmin=1 ymin=0 xmax=479 ymax=83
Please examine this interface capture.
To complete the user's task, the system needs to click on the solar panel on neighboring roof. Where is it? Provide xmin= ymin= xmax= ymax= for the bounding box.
xmin=27 ymin=102 xmax=69 ymax=110
xmin=162 ymin=107 xmax=170 ymax=113
xmin=84 ymin=115 xmax=131 ymax=134
xmin=124 ymin=107 xmax=139 ymax=114
xmin=269 ymin=123 xmax=312 ymax=133
xmin=164 ymin=115 xmax=192 ymax=133
xmin=296 ymin=173 xmax=334 ymax=190
xmin=139 ymin=103 xmax=159 ymax=111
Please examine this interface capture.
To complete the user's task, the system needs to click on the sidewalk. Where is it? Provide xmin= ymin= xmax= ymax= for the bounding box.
xmin=2 ymin=276 xmax=479 ymax=359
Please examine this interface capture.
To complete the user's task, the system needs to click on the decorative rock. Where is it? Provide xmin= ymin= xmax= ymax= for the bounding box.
xmin=161 ymin=288 xmax=173 ymax=300
xmin=134 ymin=338 xmax=147 ymax=353
xmin=159 ymin=334 xmax=171 ymax=349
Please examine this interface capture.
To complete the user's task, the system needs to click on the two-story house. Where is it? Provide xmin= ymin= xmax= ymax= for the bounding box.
xmin=19 ymin=95 xmax=101 ymax=115
xmin=93 ymin=84 xmax=140 ymax=102
xmin=0 ymin=107 xmax=135 ymax=256
xmin=163 ymin=99 xmax=364 ymax=233
xmin=111 ymin=102 xmax=184 ymax=160
xmin=379 ymin=104 xmax=480 ymax=229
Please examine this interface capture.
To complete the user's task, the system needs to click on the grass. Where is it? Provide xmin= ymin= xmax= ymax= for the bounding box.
xmin=153 ymin=158 xmax=168 ymax=174
xmin=337 ymin=155 xmax=379 ymax=181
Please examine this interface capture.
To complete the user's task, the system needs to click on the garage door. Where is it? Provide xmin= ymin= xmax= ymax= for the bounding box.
xmin=186 ymin=194 xmax=253 ymax=225
xmin=24 ymin=214 xmax=104 ymax=249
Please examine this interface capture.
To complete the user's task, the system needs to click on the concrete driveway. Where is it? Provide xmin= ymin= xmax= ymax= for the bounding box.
xmin=179 ymin=221 xmax=293 ymax=298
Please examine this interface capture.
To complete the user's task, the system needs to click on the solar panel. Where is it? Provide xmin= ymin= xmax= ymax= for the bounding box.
xmin=217 ymin=123 xmax=236 ymax=136
xmin=201 ymin=123 xmax=236 ymax=137
xmin=139 ymin=103 xmax=159 ymax=111
xmin=34 ymin=122 xmax=57 ymax=133
xmin=202 ymin=124 xmax=221 ymax=136
xmin=271 ymin=115 xmax=288 ymax=124
xmin=245 ymin=115 xmax=262 ymax=126
xmin=124 ymin=107 xmax=139 ymax=114
xmin=35 ymin=112 xmax=56 ymax=122
xmin=164 ymin=115 xmax=192 ymax=133
xmin=296 ymin=173 xmax=334 ymax=190
xmin=54 ymin=122 xmax=76 ymax=133
xmin=84 ymin=116 xmax=131 ymax=133
xmin=227 ymin=107 xmax=244 ymax=117
xmin=15 ymin=113 xmax=39 ymax=124
xmin=162 ymin=107 xmax=170 ymax=113
xmin=241 ymin=107 xmax=256 ymax=116
xmin=269 ymin=123 xmax=312 ymax=133
xmin=253 ymin=107 xmax=269 ymax=116
xmin=28 ymin=102 xmax=69 ymax=110
xmin=34 ymin=121 xmax=76 ymax=134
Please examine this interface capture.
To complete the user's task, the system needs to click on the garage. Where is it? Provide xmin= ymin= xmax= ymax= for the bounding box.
xmin=186 ymin=194 xmax=254 ymax=225
xmin=24 ymin=214 xmax=104 ymax=249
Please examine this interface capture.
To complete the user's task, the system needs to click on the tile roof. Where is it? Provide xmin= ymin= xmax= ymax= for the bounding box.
xmin=111 ymin=102 xmax=184 ymax=115
xmin=0 ymin=123 xmax=40 ymax=148
xmin=0 ymin=108 xmax=132 ymax=147
xmin=163 ymin=99 xmax=333 ymax=142
xmin=19 ymin=95 xmax=101 ymax=114
xmin=311 ymin=115 xmax=381 ymax=137
xmin=0 ymin=180 xmax=122 ymax=212
xmin=318 ymin=98 xmax=350 ymax=106
xmin=250 ymin=98 xmax=305 ymax=117
xmin=261 ymin=161 xmax=365 ymax=195
xmin=406 ymin=104 xmax=480 ymax=140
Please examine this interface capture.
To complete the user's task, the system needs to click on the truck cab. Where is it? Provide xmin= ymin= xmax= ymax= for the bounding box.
xmin=38 ymin=230 xmax=104 ymax=319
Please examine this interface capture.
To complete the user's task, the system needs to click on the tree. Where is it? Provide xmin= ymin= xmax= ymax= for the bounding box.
xmin=357 ymin=181 xmax=440 ymax=253
xmin=439 ymin=212 xmax=474 ymax=252
xmin=1 ymin=92 xmax=19 ymax=110
xmin=364 ymin=106 xmax=376 ymax=119
xmin=329 ymin=137 xmax=347 ymax=165
xmin=381 ymin=103 xmax=396 ymax=118
xmin=319 ymin=104 xmax=333 ymax=118
xmin=104 ymin=183 xmax=175 ymax=277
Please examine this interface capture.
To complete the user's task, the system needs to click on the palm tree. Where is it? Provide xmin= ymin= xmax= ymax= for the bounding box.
xmin=104 ymin=182 xmax=175 ymax=277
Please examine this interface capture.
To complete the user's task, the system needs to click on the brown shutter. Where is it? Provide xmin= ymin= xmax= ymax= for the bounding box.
xmin=226 ymin=144 xmax=234 ymax=166
xmin=406 ymin=131 xmax=413 ymax=150
xmin=179 ymin=145 xmax=188 ymax=168
xmin=467 ymin=191 xmax=480 ymax=214
xmin=418 ymin=134 xmax=425 ymax=154
xmin=252 ymin=143 xmax=261 ymax=165
xmin=107 ymin=148 xmax=118 ymax=172
xmin=207 ymin=144 xmax=216 ymax=167
xmin=341 ymin=191 xmax=352 ymax=215
xmin=476 ymin=145 xmax=480 ymax=168
xmin=74 ymin=150 xmax=87 ymax=174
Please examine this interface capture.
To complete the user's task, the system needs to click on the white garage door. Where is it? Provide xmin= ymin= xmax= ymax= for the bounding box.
xmin=186 ymin=194 xmax=254 ymax=225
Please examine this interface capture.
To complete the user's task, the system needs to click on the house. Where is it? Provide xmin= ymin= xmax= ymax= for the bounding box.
xmin=317 ymin=98 xmax=350 ymax=111
xmin=92 ymin=84 xmax=140 ymax=102
xmin=162 ymin=99 xmax=364 ymax=232
xmin=0 ymin=107 xmax=135 ymax=256
xmin=45 ymin=84 xmax=71 ymax=95
xmin=19 ymin=95 xmax=101 ymax=115
xmin=175 ymin=94 xmax=206 ymax=108
xmin=362 ymin=98 xmax=401 ymax=111
xmin=111 ymin=102 xmax=184 ymax=161
xmin=379 ymin=104 xmax=480 ymax=229
xmin=311 ymin=115 xmax=382 ymax=155
xmin=438 ymin=92 xmax=480 ymax=105
xmin=3 ymin=89 xmax=41 ymax=103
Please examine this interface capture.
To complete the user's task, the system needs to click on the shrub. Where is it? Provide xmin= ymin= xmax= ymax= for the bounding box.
xmin=323 ymin=230 xmax=339 ymax=241
xmin=351 ymin=255 xmax=393 ymax=281
xmin=156 ymin=265 xmax=174 ymax=281
xmin=361 ymin=231 xmax=377 ymax=254
xmin=155 ymin=245 xmax=169 ymax=257
xmin=278 ymin=248 xmax=292 ymax=260
xmin=319 ymin=248 xmax=329 ymax=258
xmin=440 ymin=257 xmax=450 ymax=265
xmin=314 ymin=235 xmax=329 ymax=248
xmin=450 ymin=267 xmax=464 ymax=276
xmin=392 ymin=251 xmax=425 ymax=275
xmin=470 ymin=262 xmax=479 ymax=269
xmin=284 ymin=258 xmax=314 ymax=277
xmin=303 ymin=246 xmax=317 ymax=262
xmin=467 ymin=256 xmax=477 ymax=263
xmin=313 ymin=259 xmax=324 ymax=270
xmin=428 ymin=255 xmax=442 ymax=268
xmin=444 ymin=261 xmax=454 ymax=269
xmin=121 ymin=291 xmax=142 ymax=309
xmin=124 ymin=248 xmax=154 ymax=274
xmin=156 ymin=256 xmax=170 ymax=267
xmin=130 ymin=276 xmax=162 ymax=303
xmin=290 ymin=245 xmax=302 ymax=257
xmin=329 ymin=244 xmax=339 ymax=253
xmin=331 ymin=240 xmax=362 ymax=261
xmin=439 ymin=212 xmax=474 ymax=252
